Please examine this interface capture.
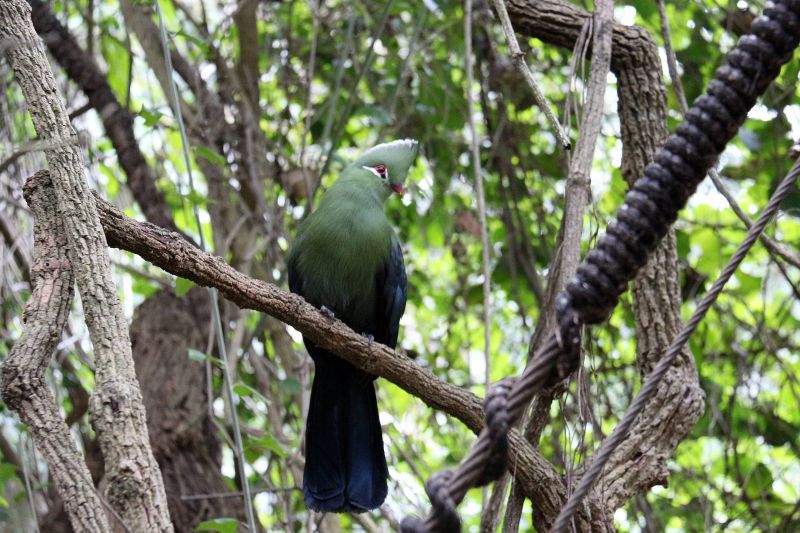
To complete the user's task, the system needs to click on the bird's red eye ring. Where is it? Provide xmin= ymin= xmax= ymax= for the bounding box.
xmin=373 ymin=164 xmax=388 ymax=179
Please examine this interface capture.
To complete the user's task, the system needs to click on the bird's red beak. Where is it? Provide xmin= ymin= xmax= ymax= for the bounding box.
xmin=391 ymin=184 xmax=404 ymax=194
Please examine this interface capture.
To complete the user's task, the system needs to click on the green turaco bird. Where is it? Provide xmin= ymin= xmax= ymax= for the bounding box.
xmin=287 ymin=139 xmax=418 ymax=513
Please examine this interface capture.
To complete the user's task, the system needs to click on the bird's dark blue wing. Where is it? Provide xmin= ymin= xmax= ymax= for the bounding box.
xmin=287 ymin=258 xmax=300 ymax=295
xmin=374 ymin=238 xmax=407 ymax=349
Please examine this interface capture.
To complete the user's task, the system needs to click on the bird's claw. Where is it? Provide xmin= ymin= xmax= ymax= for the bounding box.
xmin=362 ymin=333 xmax=374 ymax=349
xmin=320 ymin=305 xmax=335 ymax=320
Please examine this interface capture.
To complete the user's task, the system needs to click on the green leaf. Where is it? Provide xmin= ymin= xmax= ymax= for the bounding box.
xmin=184 ymin=189 xmax=209 ymax=207
xmin=193 ymin=146 xmax=227 ymax=167
xmin=187 ymin=348 xmax=209 ymax=363
xmin=251 ymin=433 xmax=286 ymax=458
xmin=132 ymin=277 xmax=159 ymax=298
xmin=195 ymin=518 xmax=240 ymax=533
xmin=745 ymin=463 xmax=774 ymax=500
xmin=0 ymin=463 xmax=17 ymax=482
xmin=176 ymin=30 xmax=210 ymax=56
xmin=139 ymin=107 xmax=164 ymax=127
xmin=232 ymin=383 xmax=269 ymax=404
xmin=175 ymin=277 xmax=195 ymax=297
xmin=354 ymin=104 xmax=390 ymax=126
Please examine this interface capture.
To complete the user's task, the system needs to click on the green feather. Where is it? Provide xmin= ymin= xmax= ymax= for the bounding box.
xmin=288 ymin=139 xmax=417 ymax=331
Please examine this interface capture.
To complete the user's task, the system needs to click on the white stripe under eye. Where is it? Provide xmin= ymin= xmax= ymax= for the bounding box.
xmin=363 ymin=166 xmax=382 ymax=178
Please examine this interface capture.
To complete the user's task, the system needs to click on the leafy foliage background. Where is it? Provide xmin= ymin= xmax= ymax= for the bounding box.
xmin=0 ymin=0 xmax=798 ymax=531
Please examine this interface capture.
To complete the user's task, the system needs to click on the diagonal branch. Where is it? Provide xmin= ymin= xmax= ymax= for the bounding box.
xmin=490 ymin=0 xmax=571 ymax=148
xmin=498 ymin=1 xmax=616 ymax=530
xmin=21 ymin=170 xmax=578 ymax=524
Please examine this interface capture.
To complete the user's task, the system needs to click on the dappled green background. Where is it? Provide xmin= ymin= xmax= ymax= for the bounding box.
xmin=1 ymin=0 xmax=799 ymax=531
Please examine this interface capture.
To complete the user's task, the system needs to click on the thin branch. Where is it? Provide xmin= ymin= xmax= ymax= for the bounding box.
xmin=46 ymin=172 xmax=574 ymax=521
xmin=1 ymin=134 xmax=88 ymax=176
xmin=656 ymin=0 xmax=688 ymax=115
xmin=465 ymin=0 xmax=494 ymax=516
xmin=316 ymin=0 xmax=396 ymax=185
xmin=465 ymin=0 xmax=493 ymax=423
xmin=19 ymin=436 xmax=41 ymax=533
xmin=299 ymin=0 xmax=320 ymax=209
xmin=153 ymin=1 xmax=257 ymax=529
xmin=179 ymin=486 xmax=301 ymax=501
xmin=490 ymin=0 xmax=571 ymax=149
xmin=501 ymin=1 xmax=614 ymax=529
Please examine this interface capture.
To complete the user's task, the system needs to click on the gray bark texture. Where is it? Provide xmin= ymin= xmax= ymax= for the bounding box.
xmin=0 ymin=171 xmax=110 ymax=532
xmin=0 ymin=1 xmax=173 ymax=530
xmin=27 ymin=0 xmax=179 ymax=233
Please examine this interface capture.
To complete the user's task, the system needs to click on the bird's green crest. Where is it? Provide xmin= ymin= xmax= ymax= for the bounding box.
xmin=350 ymin=138 xmax=418 ymax=189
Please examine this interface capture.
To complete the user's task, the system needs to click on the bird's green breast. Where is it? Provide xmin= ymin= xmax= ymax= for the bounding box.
xmin=288 ymin=178 xmax=396 ymax=332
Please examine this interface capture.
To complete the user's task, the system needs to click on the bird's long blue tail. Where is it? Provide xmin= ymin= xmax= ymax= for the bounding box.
xmin=303 ymin=350 xmax=388 ymax=513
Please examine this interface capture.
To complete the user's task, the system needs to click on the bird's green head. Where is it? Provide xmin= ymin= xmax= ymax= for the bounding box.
xmin=350 ymin=138 xmax=418 ymax=196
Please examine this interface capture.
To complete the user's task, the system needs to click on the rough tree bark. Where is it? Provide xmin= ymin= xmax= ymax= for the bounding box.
xmin=484 ymin=2 xmax=616 ymax=530
xmin=4 ymin=0 xmax=706 ymax=529
xmin=27 ymin=0 xmax=179 ymax=233
xmin=18 ymin=2 xmax=250 ymax=527
xmin=0 ymin=171 xmax=110 ymax=532
xmin=0 ymin=1 xmax=173 ymax=530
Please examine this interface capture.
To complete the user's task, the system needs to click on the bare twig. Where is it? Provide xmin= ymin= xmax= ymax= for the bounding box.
xmin=316 ymin=0 xmax=396 ymax=184
xmin=500 ymin=1 xmax=614 ymax=530
xmin=153 ymin=1 xmax=256 ymax=529
xmin=465 ymin=0 xmax=494 ymax=515
xmin=465 ymin=0 xmax=493 ymax=425
xmin=490 ymin=0 xmax=571 ymax=149
xmin=299 ymin=0 xmax=320 ymax=209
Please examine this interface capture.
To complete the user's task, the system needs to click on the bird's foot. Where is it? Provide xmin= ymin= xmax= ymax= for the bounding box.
xmin=320 ymin=305 xmax=335 ymax=320
xmin=362 ymin=333 xmax=374 ymax=349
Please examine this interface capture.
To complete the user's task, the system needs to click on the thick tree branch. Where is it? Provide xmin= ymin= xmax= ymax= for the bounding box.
xmin=0 ymin=1 xmax=173 ymax=529
xmin=1 ymin=171 xmax=109 ymax=532
xmin=20 ymin=171 xmax=574 ymax=522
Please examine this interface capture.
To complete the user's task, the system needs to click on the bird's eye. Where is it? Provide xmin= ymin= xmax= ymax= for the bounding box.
xmin=373 ymin=164 xmax=388 ymax=179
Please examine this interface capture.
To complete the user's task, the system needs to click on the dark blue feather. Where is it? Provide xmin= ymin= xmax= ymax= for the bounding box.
xmin=289 ymin=237 xmax=406 ymax=513
xmin=375 ymin=238 xmax=407 ymax=349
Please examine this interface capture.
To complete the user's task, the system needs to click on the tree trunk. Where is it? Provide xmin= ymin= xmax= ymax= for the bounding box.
xmin=0 ymin=1 xmax=173 ymax=529
xmin=127 ymin=288 xmax=248 ymax=532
